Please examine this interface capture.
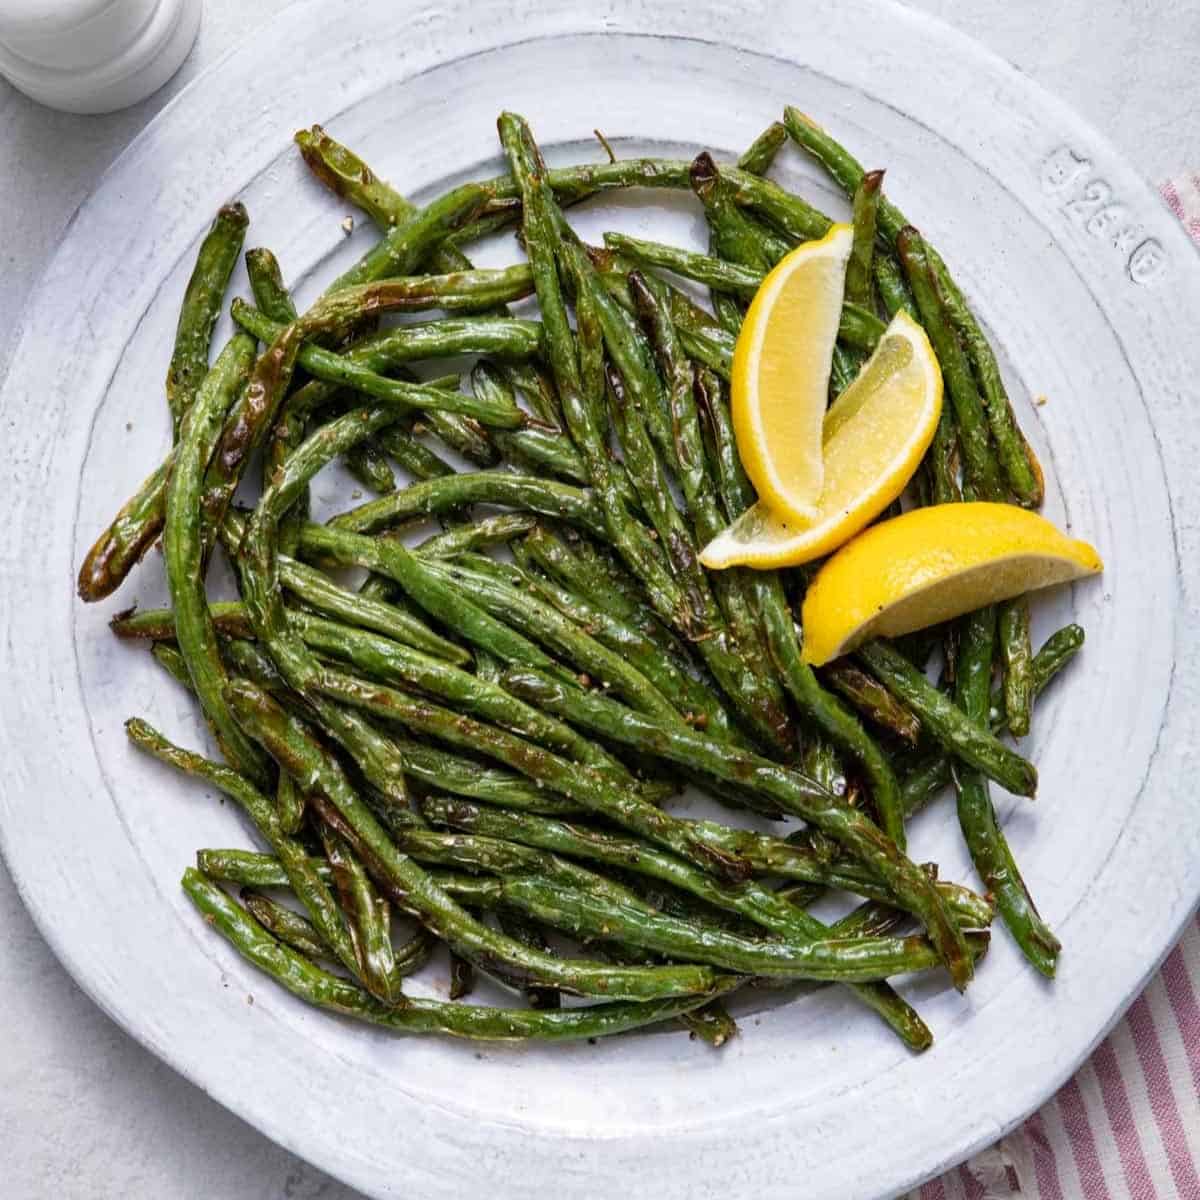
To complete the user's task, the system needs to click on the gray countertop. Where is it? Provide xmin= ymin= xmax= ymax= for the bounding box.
xmin=2 ymin=2 xmax=1196 ymax=1195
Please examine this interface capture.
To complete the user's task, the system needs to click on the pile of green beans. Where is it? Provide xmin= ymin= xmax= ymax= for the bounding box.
xmin=79 ymin=107 xmax=1082 ymax=1048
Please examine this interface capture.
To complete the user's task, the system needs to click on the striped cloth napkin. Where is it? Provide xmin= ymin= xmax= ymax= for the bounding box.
xmin=912 ymin=180 xmax=1200 ymax=1200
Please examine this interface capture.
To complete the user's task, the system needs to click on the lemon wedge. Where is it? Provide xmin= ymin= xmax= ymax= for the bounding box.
xmin=731 ymin=223 xmax=853 ymax=521
xmin=701 ymin=310 xmax=943 ymax=569
xmin=799 ymin=502 xmax=1103 ymax=666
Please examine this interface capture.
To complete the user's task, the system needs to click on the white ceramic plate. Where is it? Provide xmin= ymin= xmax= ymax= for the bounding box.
xmin=2 ymin=2 xmax=1198 ymax=1197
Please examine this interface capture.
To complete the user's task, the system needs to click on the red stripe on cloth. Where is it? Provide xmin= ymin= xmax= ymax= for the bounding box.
xmin=1089 ymin=1038 xmax=1158 ymax=1200
xmin=1162 ymin=179 xmax=1186 ymax=221
xmin=919 ymin=1176 xmax=947 ymax=1200
xmin=1026 ymin=1111 xmax=1066 ymax=1200
xmin=1054 ymin=1077 xmax=1113 ymax=1199
xmin=1126 ymin=992 xmax=1200 ymax=1198
xmin=1159 ymin=923 xmax=1200 ymax=1100
xmin=956 ymin=1163 xmax=984 ymax=1199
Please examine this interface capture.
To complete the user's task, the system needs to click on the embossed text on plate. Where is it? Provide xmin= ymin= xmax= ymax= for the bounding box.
xmin=1041 ymin=147 xmax=1167 ymax=286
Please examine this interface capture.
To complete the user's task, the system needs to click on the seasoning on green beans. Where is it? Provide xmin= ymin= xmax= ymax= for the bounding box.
xmin=79 ymin=103 xmax=1081 ymax=1053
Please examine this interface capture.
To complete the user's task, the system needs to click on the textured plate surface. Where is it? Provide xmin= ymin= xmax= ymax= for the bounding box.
xmin=1 ymin=2 xmax=1198 ymax=1197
